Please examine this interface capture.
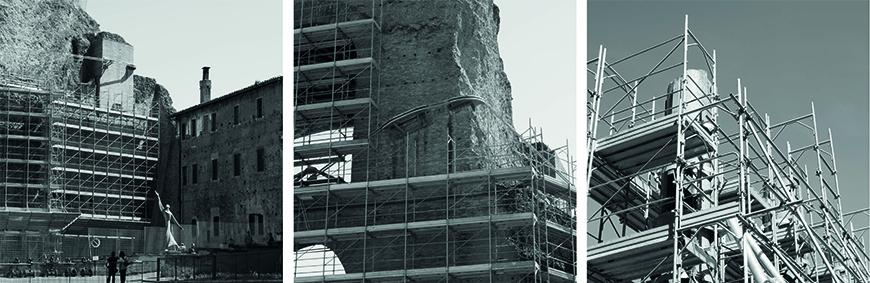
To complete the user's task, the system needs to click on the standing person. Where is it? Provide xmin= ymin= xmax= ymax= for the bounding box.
xmin=118 ymin=252 xmax=130 ymax=283
xmin=105 ymin=252 xmax=118 ymax=283
xmin=154 ymin=191 xmax=184 ymax=251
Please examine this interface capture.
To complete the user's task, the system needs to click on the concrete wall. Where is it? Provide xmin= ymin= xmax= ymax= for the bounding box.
xmin=92 ymin=33 xmax=135 ymax=113
xmin=173 ymin=78 xmax=283 ymax=248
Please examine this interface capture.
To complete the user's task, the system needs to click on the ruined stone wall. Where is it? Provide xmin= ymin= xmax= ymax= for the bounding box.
xmin=175 ymin=78 xmax=283 ymax=248
xmin=362 ymin=0 xmax=522 ymax=181
xmin=0 ymin=1 xmax=173 ymax=112
xmin=0 ymin=0 xmax=98 ymax=91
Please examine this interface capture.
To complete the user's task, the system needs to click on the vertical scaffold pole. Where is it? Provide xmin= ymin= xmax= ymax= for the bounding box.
xmin=765 ymin=113 xmax=781 ymax=273
xmin=403 ymin=131 xmax=410 ymax=282
xmin=810 ymin=102 xmax=833 ymax=270
xmin=587 ymin=46 xmax=605 ymax=187
xmin=323 ymin=1 xmax=340 ymax=276
xmin=672 ymin=14 xmax=688 ymax=283
xmin=788 ymin=141 xmax=800 ymax=260
xmin=445 ymin=134 xmax=451 ymax=283
xmin=737 ymin=78 xmax=748 ymax=283
xmin=711 ymin=49 xmax=724 ymax=283
xmin=827 ymin=129 xmax=845 ymax=224
xmin=630 ymin=81 xmax=637 ymax=128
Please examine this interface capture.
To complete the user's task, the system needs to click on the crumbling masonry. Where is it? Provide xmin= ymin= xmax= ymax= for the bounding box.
xmin=293 ymin=0 xmax=576 ymax=282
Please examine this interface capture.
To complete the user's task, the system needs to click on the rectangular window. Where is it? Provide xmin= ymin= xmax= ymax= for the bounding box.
xmin=213 ymin=216 xmax=220 ymax=237
xmin=181 ymin=123 xmax=187 ymax=140
xmin=210 ymin=112 xmax=217 ymax=131
xmin=233 ymin=105 xmax=240 ymax=125
xmin=177 ymin=123 xmax=183 ymax=138
xmin=256 ymin=98 xmax=263 ymax=118
xmin=192 ymin=163 xmax=199 ymax=184
xmin=248 ymin=214 xmax=264 ymax=235
xmin=191 ymin=118 xmax=197 ymax=137
xmin=211 ymin=159 xmax=218 ymax=180
xmin=256 ymin=147 xmax=265 ymax=172
xmin=181 ymin=166 xmax=188 ymax=185
xmin=233 ymin=153 xmax=241 ymax=176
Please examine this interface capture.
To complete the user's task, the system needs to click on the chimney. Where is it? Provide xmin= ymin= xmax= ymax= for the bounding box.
xmin=200 ymin=66 xmax=212 ymax=104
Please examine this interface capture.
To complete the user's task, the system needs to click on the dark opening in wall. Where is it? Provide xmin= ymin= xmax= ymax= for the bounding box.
xmin=192 ymin=163 xmax=199 ymax=184
xmin=71 ymin=38 xmax=80 ymax=55
xmin=210 ymin=112 xmax=217 ymax=131
xmin=233 ymin=105 xmax=240 ymax=125
xmin=256 ymin=148 xmax=265 ymax=172
xmin=233 ymin=153 xmax=241 ymax=176
xmin=296 ymin=42 xmax=358 ymax=66
xmin=211 ymin=159 xmax=218 ymax=180
xmin=248 ymin=214 xmax=264 ymax=235
xmin=191 ymin=118 xmax=198 ymax=137
xmin=256 ymin=98 xmax=263 ymax=118
xmin=213 ymin=216 xmax=220 ymax=237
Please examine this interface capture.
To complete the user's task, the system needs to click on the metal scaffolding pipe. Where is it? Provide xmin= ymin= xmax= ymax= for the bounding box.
xmin=727 ymin=218 xmax=784 ymax=283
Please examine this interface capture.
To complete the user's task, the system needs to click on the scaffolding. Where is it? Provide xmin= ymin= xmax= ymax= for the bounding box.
xmin=0 ymin=44 xmax=159 ymax=261
xmin=48 ymin=98 xmax=158 ymax=222
xmin=587 ymin=15 xmax=870 ymax=282
xmin=293 ymin=0 xmax=576 ymax=281
xmin=293 ymin=0 xmax=380 ymax=185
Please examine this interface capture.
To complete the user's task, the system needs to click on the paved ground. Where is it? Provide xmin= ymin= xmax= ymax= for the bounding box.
xmin=1 ymin=272 xmax=156 ymax=283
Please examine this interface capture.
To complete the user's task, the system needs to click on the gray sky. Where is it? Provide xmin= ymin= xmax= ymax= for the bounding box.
xmin=86 ymin=0 xmax=281 ymax=111
xmin=495 ymin=0 xmax=577 ymax=153
xmin=589 ymin=0 xmax=869 ymax=240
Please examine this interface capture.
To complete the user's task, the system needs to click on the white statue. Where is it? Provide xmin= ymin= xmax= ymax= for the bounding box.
xmin=154 ymin=191 xmax=184 ymax=251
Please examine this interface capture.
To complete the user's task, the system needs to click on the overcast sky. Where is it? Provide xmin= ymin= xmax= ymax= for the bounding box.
xmin=86 ymin=0 xmax=281 ymax=111
xmin=589 ymin=0 xmax=869 ymax=241
xmin=495 ymin=0 xmax=577 ymax=153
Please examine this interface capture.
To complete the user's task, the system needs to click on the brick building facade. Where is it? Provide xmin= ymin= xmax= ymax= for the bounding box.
xmin=170 ymin=71 xmax=282 ymax=248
